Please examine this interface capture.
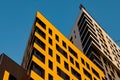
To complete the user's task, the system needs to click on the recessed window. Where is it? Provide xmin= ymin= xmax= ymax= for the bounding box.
xmin=75 ymin=61 xmax=80 ymax=69
xmin=83 ymin=68 xmax=92 ymax=80
xmin=68 ymin=46 xmax=78 ymax=58
xmin=56 ymin=44 xmax=68 ymax=58
xmin=55 ymin=34 xmax=59 ymax=41
xmin=48 ymin=60 xmax=53 ymax=70
xmin=49 ymin=28 xmax=52 ymax=35
xmin=48 ymin=48 xmax=53 ymax=57
xmin=36 ymin=27 xmax=46 ymax=39
xmin=64 ymin=61 xmax=69 ymax=70
xmin=81 ymin=58 xmax=85 ymax=65
xmin=49 ymin=37 xmax=52 ymax=45
xmin=86 ymin=62 xmax=90 ymax=69
xmin=62 ymin=41 xmax=66 ymax=48
xmin=35 ymin=37 xmax=45 ymax=50
xmin=34 ymin=49 xmax=45 ymax=63
xmin=36 ymin=17 xmax=46 ymax=29
xmin=57 ymin=67 xmax=70 ymax=80
xmin=56 ymin=54 xmax=60 ymax=63
xmin=31 ymin=62 xmax=45 ymax=79
xmin=48 ymin=74 xmax=53 ymax=80
xmin=71 ymin=67 xmax=81 ymax=80
xmin=70 ymin=56 xmax=74 ymax=64
xmin=92 ymin=68 xmax=100 ymax=78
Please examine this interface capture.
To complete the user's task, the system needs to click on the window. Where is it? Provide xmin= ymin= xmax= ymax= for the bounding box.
xmin=56 ymin=54 xmax=60 ymax=63
xmin=94 ymin=78 xmax=97 ymax=80
xmin=92 ymin=68 xmax=100 ymax=78
xmin=56 ymin=44 xmax=68 ymax=58
xmin=36 ymin=27 xmax=46 ymax=39
xmin=57 ymin=67 xmax=70 ymax=80
xmin=9 ymin=74 xmax=16 ymax=80
xmin=68 ymin=46 xmax=78 ymax=58
xmin=71 ymin=67 xmax=81 ymax=80
xmin=48 ymin=74 xmax=53 ymax=80
xmin=49 ymin=60 xmax=53 ymax=70
xmin=62 ymin=41 xmax=66 ymax=48
xmin=64 ymin=61 xmax=69 ymax=70
xmin=86 ymin=62 xmax=90 ymax=69
xmin=70 ymin=56 xmax=74 ymax=64
xmin=75 ymin=61 xmax=80 ymax=69
xmin=55 ymin=34 xmax=59 ymax=41
xmin=117 ymin=71 xmax=120 ymax=78
xmin=31 ymin=62 xmax=45 ymax=79
xmin=49 ymin=37 xmax=52 ymax=45
xmin=36 ymin=17 xmax=46 ymax=29
xmin=34 ymin=49 xmax=45 ymax=63
xmin=49 ymin=28 xmax=52 ymax=35
xmin=35 ymin=37 xmax=45 ymax=50
xmin=48 ymin=48 xmax=53 ymax=57
xmin=81 ymin=58 xmax=85 ymax=65
xmin=83 ymin=68 xmax=92 ymax=80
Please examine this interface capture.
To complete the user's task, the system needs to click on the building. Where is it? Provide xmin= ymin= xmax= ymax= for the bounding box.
xmin=21 ymin=11 xmax=105 ymax=80
xmin=0 ymin=53 xmax=29 ymax=80
xmin=69 ymin=5 xmax=120 ymax=80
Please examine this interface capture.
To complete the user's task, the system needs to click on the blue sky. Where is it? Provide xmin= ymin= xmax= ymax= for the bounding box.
xmin=0 ymin=0 xmax=120 ymax=65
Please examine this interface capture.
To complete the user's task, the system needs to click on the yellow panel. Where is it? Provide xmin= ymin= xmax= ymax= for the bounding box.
xmin=30 ymin=70 xmax=44 ymax=80
xmin=3 ymin=70 xmax=9 ymax=80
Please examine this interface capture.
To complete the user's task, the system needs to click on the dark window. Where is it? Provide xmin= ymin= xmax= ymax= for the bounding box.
xmin=92 ymin=68 xmax=100 ymax=78
xmin=94 ymin=78 xmax=97 ymax=80
xmin=35 ymin=37 xmax=45 ymax=50
xmin=31 ymin=62 xmax=45 ymax=79
xmin=75 ymin=61 xmax=80 ymax=69
xmin=30 ymin=78 xmax=34 ymax=80
xmin=36 ymin=27 xmax=46 ymax=39
xmin=70 ymin=56 xmax=74 ymax=64
xmin=70 ymin=37 xmax=73 ymax=43
xmin=71 ymin=67 xmax=81 ymax=80
xmin=49 ymin=28 xmax=52 ymax=35
xmin=68 ymin=46 xmax=78 ymax=58
xmin=83 ymin=68 xmax=92 ymax=80
xmin=57 ymin=67 xmax=70 ymax=80
xmin=49 ymin=37 xmax=52 ymax=45
xmin=48 ymin=74 xmax=53 ymax=80
xmin=55 ymin=34 xmax=59 ymax=41
xmin=48 ymin=48 xmax=53 ymax=57
xmin=49 ymin=60 xmax=53 ymax=70
xmin=64 ymin=61 xmax=69 ymax=70
xmin=36 ymin=17 xmax=46 ymax=29
xmin=62 ymin=41 xmax=66 ymax=48
xmin=56 ymin=54 xmax=60 ymax=63
xmin=56 ymin=44 xmax=68 ymax=58
xmin=34 ymin=49 xmax=45 ymax=63
xmin=81 ymin=58 xmax=85 ymax=65
xmin=86 ymin=62 xmax=90 ymax=69
xmin=9 ymin=74 xmax=16 ymax=80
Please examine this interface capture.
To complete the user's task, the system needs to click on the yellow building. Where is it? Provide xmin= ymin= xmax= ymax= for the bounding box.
xmin=21 ymin=11 xmax=105 ymax=80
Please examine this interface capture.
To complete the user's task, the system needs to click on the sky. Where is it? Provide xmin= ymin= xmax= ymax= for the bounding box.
xmin=0 ymin=0 xmax=120 ymax=65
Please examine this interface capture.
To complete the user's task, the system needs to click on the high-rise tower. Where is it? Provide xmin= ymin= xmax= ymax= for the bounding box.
xmin=69 ymin=5 xmax=120 ymax=80
xmin=21 ymin=11 xmax=105 ymax=80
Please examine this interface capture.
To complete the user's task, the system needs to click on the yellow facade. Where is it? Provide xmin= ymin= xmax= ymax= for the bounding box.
xmin=29 ymin=11 xmax=105 ymax=80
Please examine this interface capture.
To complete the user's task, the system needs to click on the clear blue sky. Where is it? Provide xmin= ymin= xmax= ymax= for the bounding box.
xmin=0 ymin=0 xmax=120 ymax=65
